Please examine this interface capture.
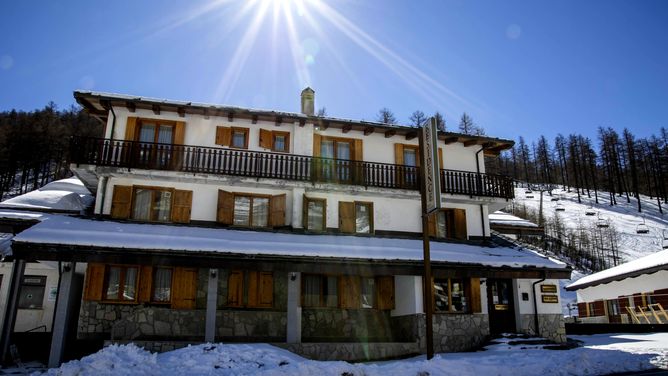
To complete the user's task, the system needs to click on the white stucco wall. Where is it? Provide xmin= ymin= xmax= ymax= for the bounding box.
xmin=392 ymin=275 xmax=424 ymax=316
xmin=575 ymin=270 xmax=668 ymax=303
xmin=0 ymin=261 xmax=59 ymax=333
xmin=514 ymin=278 xmax=563 ymax=315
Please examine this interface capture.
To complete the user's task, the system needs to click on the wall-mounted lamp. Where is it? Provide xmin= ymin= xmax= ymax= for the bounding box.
xmin=63 ymin=263 xmax=72 ymax=272
xmin=314 ymin=124 xmax=320 ymax=131
xmin=290 ymin=272 xmax=297 ymax=281
xmin=210 ymin=269 xmax=217 ymax=278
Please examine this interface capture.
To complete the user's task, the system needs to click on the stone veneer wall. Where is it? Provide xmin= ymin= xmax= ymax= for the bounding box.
xmin=78 ymin=301 xmax=136 ymax=339
xmin=301 ymin=309 xmax=394 ymax=341
xmin=518 ymin=314 xmax=567 ymax=343
xmin=391 ymin=313 xmax=490 ymax=352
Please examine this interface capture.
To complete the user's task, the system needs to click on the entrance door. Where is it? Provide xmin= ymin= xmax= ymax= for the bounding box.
xmin=487 ymin=279 xmax=516 ymax=335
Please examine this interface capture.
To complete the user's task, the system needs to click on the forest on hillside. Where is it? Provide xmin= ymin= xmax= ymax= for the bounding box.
xmin=0 ymin=103 xmax=103 ymax=200
xmin=487 ymin=127 xmax=668 ymax=213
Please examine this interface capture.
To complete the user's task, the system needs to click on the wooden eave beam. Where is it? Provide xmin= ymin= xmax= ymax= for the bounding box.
xmin=252 ymin=114 xmax=258 ymax=124
xmin=152 ymin=104 xmax=161 ymax=115
xmin=463 ymin=139 xmax=479 ymax=147
xmin=299 ymin=119 xmax=306 ymax=127
xmin=275 ymin=116 xmax=282 ymax=127
xmin=125 ymin=101 xmax=136 ymax=113
xmin=384 ymin=129 xmax=396 ymax=138
xmin=99 ymin=100 xmax=111 ymax=111
xmin=321 ymin=121 xmax=329 ymax=131
xmin=228 ymin=112 xmax=234 ymax=122
xmin=364 ymin=126 xmax=375 ymax=136
xmin=177 ymin=107 xmax=186 ymax=118
xmin=203 ymin=108 xmax=210 ymax=119
xmin=405 ymin=131 xmax=417 ymax=140
xmin=342 ymin=124 xmax=352 ymax=134
xmin=443 ymin=137 xmax=459 ymax=144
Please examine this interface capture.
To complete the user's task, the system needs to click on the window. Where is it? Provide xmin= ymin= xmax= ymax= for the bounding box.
xmin=104 ymin=265 xmax=138 ymax=302
xmin=233 ymin=195 xmax=270 ymax=227
xmin=435 ymin=210 xmax=451 ymax=239
xmin=339 ymin=201 xmax=374 ymax=234
xmin=137 ymin=120 xmax=174 ymax=144
xmin=273 ymin=131 xmax=289 ymax=152
xmin=434 ymin=278 xmax=468 ymax=313
xmin=304 ymin=197 xmax=326 ymax=232
xmin=18 ymin=275 xmax=46 ymax=309
xmin=355 ymin=202 xmax=373 ymax=234
xmin=227 ymin=270 xmax=274 ymax=308
xmin=430 ymin=209 xmax=467 ymax=240
xmin=402 ymin=146 xmax=419 ymax=185
xmin=134 ymin=119 xmax=176 ymax=168
xmin=132 ymin=186 xmax=173 ymax=222
xmin=303 ymin=274 xmax=338 ymax=308
xmin=152 ymin=267 xmax=173 ymax=303
xmin=231 ymin=127 xmax=249 ymax=149
xmin=361 ymin=277 xmax=376 ymax=308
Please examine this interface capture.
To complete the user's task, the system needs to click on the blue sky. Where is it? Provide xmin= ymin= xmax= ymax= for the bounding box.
xmin=1 ymin=0 xmax=667 ymax=144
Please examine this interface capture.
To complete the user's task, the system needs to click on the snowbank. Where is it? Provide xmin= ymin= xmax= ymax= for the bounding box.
xmin=39 ymin=333 xmax=668 ymax=375
xmin=0 ymin=177 xmax=93 ymax=212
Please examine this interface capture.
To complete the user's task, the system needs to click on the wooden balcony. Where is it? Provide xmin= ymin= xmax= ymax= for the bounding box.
xmin=70 ymin=137 xmax=514 ymax=200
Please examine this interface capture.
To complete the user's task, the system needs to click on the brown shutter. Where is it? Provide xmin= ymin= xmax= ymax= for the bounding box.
xmin=339 ymin=276 xmax=361 ymax=309
xmin=171 ymin=267 xmax=197 ymax=309
xmin=302 ymin=194 xmax=309 ymax=229
xmin=259 ymin=272 xmax=274 ymax=308
xmin=83 ymin=263 xmax=106 ymax=301
xmin=271 ymin=194 xmax=286 ymax=227
xmin=427 ymin=212 xmax=437 ymax=237
xmin=469 ymin=277 xmax=481 ymax=313
xmin=227 ymin=270 xmax=243 ymax=307
xmin=137 ymin=266 xmax=153 ymax=303
xmin=217 ymin=189 xmax=234 ymax=225
xmin=259 ymin=129 xmax=273 ymax=149
xmin=454 ymin=209 xmax=468 ymax=240
xmin=110 ymin=185 xmax=132 ymax=219
xmin=216 ymin=126 xmax=231 ymax=146
xmin=438 ymin=147 xmax=444 ymax=169
xmin=394 ymin=144 xmax=404 ymax=165
xmin=377 ymin=276 xmax=395 ymax=310
xmin=338 ymin=201 xmax=355 ymax=233
xmin=353 ymin=139 xmax=363 ymax=161
xmin=124 ymin=117 xmax=137 ymax=140
xmin=313 ymin=134 xmax=321 ymax=157
xmin=174 ymin=121 xmax=185 ymax=145
xmin=577 ymin=302 xmax=588 ymax=317
xmin=171 ymin=190 xmax=193 ymax=223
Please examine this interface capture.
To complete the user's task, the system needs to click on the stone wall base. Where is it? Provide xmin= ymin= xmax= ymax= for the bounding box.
xmin=518 ymin=314 xmax=567 ymax=343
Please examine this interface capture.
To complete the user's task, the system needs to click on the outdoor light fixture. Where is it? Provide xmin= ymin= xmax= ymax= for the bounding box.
xmin=290 ymin=272 xmax=297 ymax=281
xmin=210 ymin=269 xmax=217 ymax=278
xmin=63 ymin=263 xmax=72 ymax=272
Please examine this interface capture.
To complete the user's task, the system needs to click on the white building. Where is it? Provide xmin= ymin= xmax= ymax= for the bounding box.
xmin=1 ymin=89 xmax=571 ymax=366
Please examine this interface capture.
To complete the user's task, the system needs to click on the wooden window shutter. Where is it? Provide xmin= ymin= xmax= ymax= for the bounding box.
xmin=248 ymin=271 xmax=259 ymax=307
xmin=227 ymin=270 xmax=243 ymax=307
xmin=83 ymin=263 xmax=106 ymax=301
xmin=353 ymin=139 xmax=363 ymax=161
xmin=216 ymin=126 xmax=231 ymax=146
xmin=469 ymin=277 xmax=481 ymax=313
xmin=394 ymin=144 xmax=404 ymax=165
xmin=174 ymin=121 xmax=186 ymax=145
xmin=302 ymin=194 xmax=309 ymax=229
xmin=171 ymin=190 xmax=193 ymax=223
xmin=137 ymin=266 xmax=153 ymax=303
xmin=271 ymin=194 xmax=286 ymax=227
xmin=377 ymin=276 xmax=395 ymax=310
xmin=217 ymin=189 xmax=234 ymax=225
xmin=259 ymin=129 xmax=273 ymax=149
xmin=427 ymin=212 xmax=437 ymax=237
xmin=454 ymin=209 xmax=468 ymax=240
xmin=577 ymin=302 xmax=588 ymax=317
xmin=259 ymin=272 xmax=274 ymax=308
xmin=438 ymin=148 xmax=444 ymax=169
xmin=124 ymin=117 xmax=137 ymax=141
xmin=110 ymin=185 xmax=133 ymax=219
xmin=313 ymin=134 xmax=322 ymax=157
xmin=171 ymin=267 xmax=197 ymax=309
xmin=339 ymin=276 xmax=361 ymax=309
xmin=338 ymin=201 xmax=355 ymax=233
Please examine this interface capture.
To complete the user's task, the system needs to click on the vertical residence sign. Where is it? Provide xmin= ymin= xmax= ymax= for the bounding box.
xmin=422 ymin=117 xmax=441 ymax=213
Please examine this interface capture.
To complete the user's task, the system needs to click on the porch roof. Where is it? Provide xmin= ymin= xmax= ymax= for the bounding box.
xmin=12 ymin=216 xmax=568 ymax=274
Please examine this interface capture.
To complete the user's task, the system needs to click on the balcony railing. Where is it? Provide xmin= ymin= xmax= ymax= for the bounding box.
xmin=70 ymin=137 xmax=514 ymax=199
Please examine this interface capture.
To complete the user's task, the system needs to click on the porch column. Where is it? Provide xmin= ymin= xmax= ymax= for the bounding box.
xmin=0 ymin=259 xmax=26 ymax=365
xmin=286 ymin=272 xmax=301 ymax=343
xmin=48 ymin=262 xmax=76 ymax=368
xmin=205 ymin=268 xmax=218 ymax=343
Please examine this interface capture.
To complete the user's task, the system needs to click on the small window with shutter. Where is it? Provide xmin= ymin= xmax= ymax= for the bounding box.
xmin=304 ymin=197 xmax=326 ymax=232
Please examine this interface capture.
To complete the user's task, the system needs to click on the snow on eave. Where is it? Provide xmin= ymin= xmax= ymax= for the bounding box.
xmin=566 ymin=249 xmax=668 ymax=291
xmin=489 ymin=211 xmax=539 ymax=228
xmin=12 ymin=216 xmax=568 ymax=272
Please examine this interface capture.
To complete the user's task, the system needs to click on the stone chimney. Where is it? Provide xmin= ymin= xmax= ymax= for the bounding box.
xmin=300 ymin=87 xmax=315 ymax=116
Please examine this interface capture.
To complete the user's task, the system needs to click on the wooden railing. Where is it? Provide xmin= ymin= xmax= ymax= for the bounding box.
xmin=70 ymin=137 xmax=514 ymax=199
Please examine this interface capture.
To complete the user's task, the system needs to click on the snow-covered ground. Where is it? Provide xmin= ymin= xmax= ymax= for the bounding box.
xmin=33 ymin=333 xmax=668 ymax=376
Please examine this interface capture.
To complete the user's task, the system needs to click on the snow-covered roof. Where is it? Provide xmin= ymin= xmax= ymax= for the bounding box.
xmin=13 ymin=216 xmax=568 ymax=271
xmin=0 ymin=233 xmax=13 ymax=257
xmin=489 ymin=211 xmax=539 ymax=228
xmin=566 ymin=249 xmax=668 ymax=290
xmin=0 ymin=177 xmax=93 ymax=213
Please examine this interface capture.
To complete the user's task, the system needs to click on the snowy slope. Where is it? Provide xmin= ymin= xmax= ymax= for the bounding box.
xmin=513 ymin=187 xmax=668 ymax=263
